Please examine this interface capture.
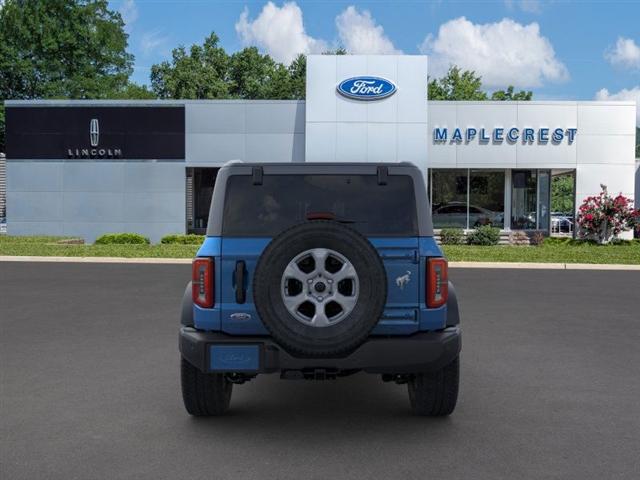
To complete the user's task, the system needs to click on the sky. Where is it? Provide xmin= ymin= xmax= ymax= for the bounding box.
xmin=112 ymin=0 xmax=640 ymax=123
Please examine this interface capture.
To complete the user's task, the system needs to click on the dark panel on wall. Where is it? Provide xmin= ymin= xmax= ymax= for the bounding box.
xmin=6 ymin=106 xmax=185 ymax=159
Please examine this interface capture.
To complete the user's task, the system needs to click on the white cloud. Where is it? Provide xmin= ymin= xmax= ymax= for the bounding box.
xmin=119 ymin=0 xmax=138 ymax=33
xmin=335 ymin=6 xmax=401 ymax=55
xmin=595 ymin=86 xmax=640 ymax=124
xmin=140 ymin=30 xmax=167 ymax=56
xmin=420 ymin=17 xmax=568 ymax=88
xmin=605 ymin=37 xmax=640 ymax=70
xmin=235 ymin=1 xmax=327 ymax=64
xmin=504 ymin=0 xmax=542 ymax=14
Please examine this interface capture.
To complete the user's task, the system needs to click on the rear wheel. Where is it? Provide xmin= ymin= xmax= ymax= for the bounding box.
xmin=407 ymin=356 xmax=459 ymax=416
xmin=253 ymin=220 xmax=387 ymax=357
xmin=181 ymin=357 xmax=233 ymax=416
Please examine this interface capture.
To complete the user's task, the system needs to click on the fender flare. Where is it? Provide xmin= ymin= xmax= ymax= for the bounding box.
xmin=181 ymin=282 xmax=194 ymax=327
xmin=446 ymin=281 xmax=460 ymax=326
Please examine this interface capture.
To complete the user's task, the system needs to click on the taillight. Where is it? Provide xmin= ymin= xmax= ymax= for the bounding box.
xmin=192 ymin=258 xmax=214 ymax=308
xmin=427 ymin=257 xmax=448 ymax=308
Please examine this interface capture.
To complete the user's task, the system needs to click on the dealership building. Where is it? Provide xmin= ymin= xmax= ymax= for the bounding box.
xmin=2 ymin=55 xmax=638 ymax=242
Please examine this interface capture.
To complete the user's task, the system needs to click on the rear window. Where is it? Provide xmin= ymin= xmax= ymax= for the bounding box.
xmin=222 ymin=174 xmax=418 ymax=236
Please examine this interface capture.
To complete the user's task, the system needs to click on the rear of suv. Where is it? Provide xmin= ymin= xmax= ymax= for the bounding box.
xmin=179 ymin=162 xmax=461 ymax=416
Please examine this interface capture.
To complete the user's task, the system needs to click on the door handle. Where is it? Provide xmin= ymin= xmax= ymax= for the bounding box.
xmin=234 ymin=261 xmax=246 ymax=304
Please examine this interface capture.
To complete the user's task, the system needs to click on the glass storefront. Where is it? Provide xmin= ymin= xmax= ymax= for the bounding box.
xmin=511 ymin=170 xmax=537 ymax=229
xmin=186 ymin=167 xmax=219 ymax=234
xmin=469 ymin=170 xmax=505 ymax=228
xmin=430 ymin=169 xmax=504 ymax=230
xmin=431 ymin=170 xmax=468 ymax=229
xmin=537 ymin=171 xmax=551 ymax=232
xmin=429 ymin=168 xmax=551 ymax=231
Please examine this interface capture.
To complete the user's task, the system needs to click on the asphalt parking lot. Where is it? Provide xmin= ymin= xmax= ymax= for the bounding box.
xmin=1 ymin=262 xmax=639 ymax=480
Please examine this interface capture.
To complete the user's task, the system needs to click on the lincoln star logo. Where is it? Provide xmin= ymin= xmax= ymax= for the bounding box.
xmin=89 ymin=118 xmax=99 ymax=147
xmin=395 ymin=271 xmax=411 ymax=290
xmin=337 ymin=76 xmax=397 ymax=100
xmin=67 ymin=118 xmax=122 ymax=158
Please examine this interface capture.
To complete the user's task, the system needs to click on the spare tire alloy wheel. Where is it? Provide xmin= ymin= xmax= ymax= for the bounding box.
xmin=253 ymin=220 xmax=387 ymax=357
xmin=281 ymin=248 xmax=359 ymax=328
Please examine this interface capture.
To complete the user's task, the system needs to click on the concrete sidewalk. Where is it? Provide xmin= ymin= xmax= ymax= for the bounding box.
xmin=1 ymin=255 xmax=639 ymax=270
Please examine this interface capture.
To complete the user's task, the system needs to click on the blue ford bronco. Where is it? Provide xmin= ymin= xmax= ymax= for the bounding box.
xmin=180 ymin=162 xmax=461 ymax=416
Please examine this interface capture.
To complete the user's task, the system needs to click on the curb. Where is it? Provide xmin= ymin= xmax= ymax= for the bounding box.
xmin=449 ymin=261 xmax=640 ymax=270
xmin=0 ymin=255 xmax=191 ymax=264
xmin=1 ymin=255 xmax=639 ymax=270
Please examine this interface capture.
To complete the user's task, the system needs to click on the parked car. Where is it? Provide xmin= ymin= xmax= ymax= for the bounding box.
xmin=179 ymin=163 xmax=461 ymax=416
xmin=434 ymin=201 xmax=503 ymax=228
xmin=551 ymin=212 xmax=574 ymax=233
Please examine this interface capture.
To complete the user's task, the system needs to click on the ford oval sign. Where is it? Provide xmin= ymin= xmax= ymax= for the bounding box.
xmin=337 ymin=76 xmax=397 ymax=101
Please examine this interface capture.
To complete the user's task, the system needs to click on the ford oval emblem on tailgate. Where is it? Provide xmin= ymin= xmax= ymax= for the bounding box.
xmin=337 ymin=76 xmax=397 ymax=101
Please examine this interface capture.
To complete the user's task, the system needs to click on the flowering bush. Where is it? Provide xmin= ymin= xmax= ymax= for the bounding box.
xmin=576 ymin=185 xmax=639 ymax=244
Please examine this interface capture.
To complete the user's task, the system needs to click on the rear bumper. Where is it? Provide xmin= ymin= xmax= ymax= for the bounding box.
xmin=179 ymin=326 xmax=461 ymax=375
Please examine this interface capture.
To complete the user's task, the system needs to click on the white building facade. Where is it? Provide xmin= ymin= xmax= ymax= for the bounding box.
xmin=3 ymin=54 xmax=637 ymax=241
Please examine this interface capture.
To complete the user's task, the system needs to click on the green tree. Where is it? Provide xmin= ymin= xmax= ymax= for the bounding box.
xmin=323 ymin=47 xmax=347 ymax=55
xmin=288 ymin=54 xmax=307 ymax=100
xmin=428 ymin=66 xmax=533 ymax=102
xmin=491 ymin=86 xmax=533 ymax=101
xmin=150 ymin=33 xmax=230 ymax=99
xmin=228 ymin=47 xmax=287 ymax=99
xmin=150 ymin=33 xmax=308 ymax=100
xmin=0 ymin=0 xmax=139 ymax=151
xmin=428 ymin=67 xmax=488 ymax=101
xmin=0 ymin=0 xmax=133 ymax=99
xmin=111 ymin=83 xmax=156 ymax=100
xmin=551 ymin=174 xmax=575 ymax=213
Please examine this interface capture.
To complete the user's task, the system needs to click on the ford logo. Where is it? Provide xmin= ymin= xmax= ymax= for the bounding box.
xmin=337 ymin=76 xmax=397 ymax=101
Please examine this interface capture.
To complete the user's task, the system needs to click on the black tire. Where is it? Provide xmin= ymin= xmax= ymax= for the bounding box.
xmin=253 ymin=220 xmax=387 ymax=357
xmin=408 ymin=356 xmax=460 ymax=416
xmin=181 ymin=357 xmax=233 ymax=416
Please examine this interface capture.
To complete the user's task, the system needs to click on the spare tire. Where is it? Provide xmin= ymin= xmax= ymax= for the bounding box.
xmin=253 ymin=220 xmax=387 ymax=357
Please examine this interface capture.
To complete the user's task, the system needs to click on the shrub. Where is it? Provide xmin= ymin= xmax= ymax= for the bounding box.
xmin=530 ymin=231 xmax=546 ymax=246
xmin=576 ymin=184 xmax=639 ymax=244
xmin=94 ymin=233 xmax=150 ymax=245
xmin=440 ymin=228 xmax=464 ymax=245
xmin=160 ymin=234 xmax=205 ymax=245
xmin=466 ymin=225 xmax=500 ymax=246
xmin=509 ymin=231 xmax=529 ymax=246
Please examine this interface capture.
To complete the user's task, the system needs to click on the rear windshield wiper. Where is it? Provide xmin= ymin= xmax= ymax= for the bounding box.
xmin=305 ymin=212 xmax=364 ymax=224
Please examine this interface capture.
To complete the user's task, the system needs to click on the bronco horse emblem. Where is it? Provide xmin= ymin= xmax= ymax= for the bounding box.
xmin=395 ymin=270 xmax=411 ymax=290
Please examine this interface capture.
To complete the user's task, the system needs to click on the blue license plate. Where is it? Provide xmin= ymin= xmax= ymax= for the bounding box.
xmin=209 ymin=345 xmax=260 ymax=371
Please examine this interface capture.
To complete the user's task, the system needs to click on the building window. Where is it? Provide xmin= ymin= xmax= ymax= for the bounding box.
xmin=510 ymin=170 xmax=551 ymax=230
xmin=187 ymin=167 xmax=219 ymax=234
xmin=469 ymin=170 xmax=505 ymax=228
xmin=430 ymin=169 xmax=505 ymax=230
xmin=431 ymin=169 xmax=468 ymax=229
xmin=511 ymin=170 xmax=538 ymax=229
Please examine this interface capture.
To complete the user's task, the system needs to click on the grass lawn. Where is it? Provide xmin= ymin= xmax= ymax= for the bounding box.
xmin=442 ymin=243 xmax=640 ymax=264
xmin=1 ymin=235 xmax=638 ymax=264
xmin=0 ymin=236 xmax=198 ymax=258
